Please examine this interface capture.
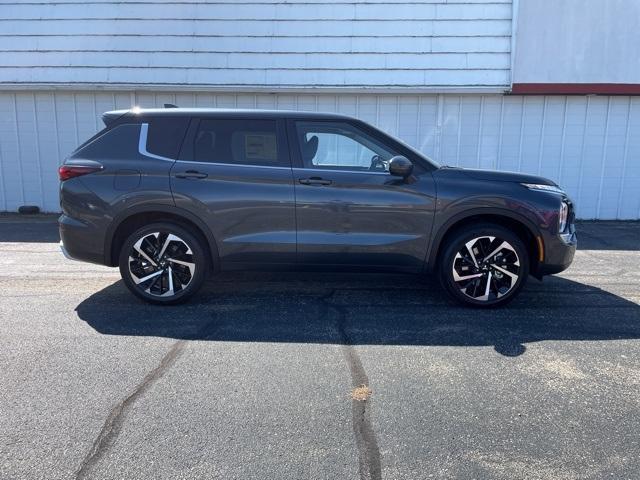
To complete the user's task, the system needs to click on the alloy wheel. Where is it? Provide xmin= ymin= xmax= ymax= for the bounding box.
xmin=451 ymin=235 xmax=521 ymax=302
xmin=128 ymin=231 xmax=196 ymax=298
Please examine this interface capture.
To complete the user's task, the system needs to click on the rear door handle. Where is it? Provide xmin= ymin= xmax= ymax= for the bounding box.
xmin=175 ymin=170 xmax=208 ymax=179
xmin=299 ymin=177 xmax=332 ymax=186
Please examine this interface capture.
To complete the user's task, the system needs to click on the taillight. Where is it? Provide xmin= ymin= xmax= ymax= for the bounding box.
xmin=58 ymin=165 xmax=102 ymax=181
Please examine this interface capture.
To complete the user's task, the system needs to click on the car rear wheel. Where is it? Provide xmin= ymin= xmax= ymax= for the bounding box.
xmin=119 ymin=222 xmax=208 ymax=305
xmin=439 ymin=224 xmax=529 ymax=308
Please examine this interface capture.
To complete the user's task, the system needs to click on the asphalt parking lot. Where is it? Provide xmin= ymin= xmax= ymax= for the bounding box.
xmin=1 ymin=215 xmax=639 ymax=480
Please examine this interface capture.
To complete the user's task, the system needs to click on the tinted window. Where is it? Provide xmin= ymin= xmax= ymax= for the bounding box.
xmin=72 ymin=124 xmax=140 ymax=160
xmin=193 ymin=119 xmax=287 ymax=166
xmin=71 ymin=126 xmax=110 ymax=155
xmin=294 ymin=121 xmax=399 ymax=172
xmin=146 ymin=117 xmax=190 ymax=159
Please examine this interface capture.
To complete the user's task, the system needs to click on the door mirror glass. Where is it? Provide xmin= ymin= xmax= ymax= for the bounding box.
xmin=388 ymin=156 xmax=413 ymax=177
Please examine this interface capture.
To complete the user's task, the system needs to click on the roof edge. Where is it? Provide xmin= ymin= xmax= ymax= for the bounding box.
xmin=0 ymin=82 xmax=507 ymax=95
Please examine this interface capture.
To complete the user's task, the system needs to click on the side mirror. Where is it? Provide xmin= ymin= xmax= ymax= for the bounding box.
xmin=388 ymin=156 xmax=413 ymax=178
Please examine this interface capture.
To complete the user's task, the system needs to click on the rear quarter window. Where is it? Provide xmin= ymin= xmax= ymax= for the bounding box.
xmin=145 ymin=117 xmax=190 ymax=159
xmin=71 ymin=124 xmax=140 ymax=160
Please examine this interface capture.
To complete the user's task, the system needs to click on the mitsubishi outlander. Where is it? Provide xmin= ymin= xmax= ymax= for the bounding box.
xmin=59 ymin=108 xmax=576 ymax=307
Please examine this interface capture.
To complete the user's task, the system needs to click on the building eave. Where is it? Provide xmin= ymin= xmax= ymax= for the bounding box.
xmin=0 ymin=82 xmax=509 ymax=95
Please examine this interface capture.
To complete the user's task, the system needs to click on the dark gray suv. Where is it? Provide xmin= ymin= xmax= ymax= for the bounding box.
xmin=59 ymin=107 xmax=576 ymax=307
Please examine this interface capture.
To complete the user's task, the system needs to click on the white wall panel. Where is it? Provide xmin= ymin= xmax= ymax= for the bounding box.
xmin=7 ymin=35 xmax=511 ymax=54
xmin=0 ymin=0 xmax=512 ymax=90
xmin=0 ymin=91 xmax=638 ymax=219
xmin=514 ymin=0 xmax=640 ymax=84
xmin=4 ymin=2 xmax=513 ymax=20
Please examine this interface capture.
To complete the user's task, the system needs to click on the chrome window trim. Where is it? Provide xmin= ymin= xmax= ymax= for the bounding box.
xmin=171 ymin=161 xmax=390 ymax=175
xmin=138 ymin=123 xmax=175 ymax=162
xmin=139 ymin=121 xmax=391 ymax=176
xmin=174 ymin=159 xmax=293 ymax=170
xmin=293 ymin=167 xmax=390 ymax=176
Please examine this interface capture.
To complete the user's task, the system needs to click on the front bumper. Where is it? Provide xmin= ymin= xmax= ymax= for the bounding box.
xmin=537 ymin=225 xmax=577 ymax=276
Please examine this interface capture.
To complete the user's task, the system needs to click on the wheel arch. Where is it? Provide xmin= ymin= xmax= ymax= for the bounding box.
xmin=426 ymin=208 xmax=543 ymax=277
xmin=105 ymin=204 xmax=220 ymax=270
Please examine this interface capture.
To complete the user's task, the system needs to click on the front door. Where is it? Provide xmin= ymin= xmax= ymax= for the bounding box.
xmin=289 ymin=119 xmax=436 ymax=269
xmin=171 ymin=117 xmax=296 ymax=266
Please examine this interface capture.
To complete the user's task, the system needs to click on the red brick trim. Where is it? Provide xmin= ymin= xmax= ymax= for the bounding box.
xmin=511 ymin=83 xmax=640 ymax=95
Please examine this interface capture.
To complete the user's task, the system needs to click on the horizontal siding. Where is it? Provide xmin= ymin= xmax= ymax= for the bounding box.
xmin=4 ymin=3 xmax=512 ymax=19
xmin=0 ymin=0 xmax=512 ymax=5
xmin=3 ymin=35 xmax=511 ymax=54
xmin=1 ymin=20 xmax=511 ymax=37
xmin=0 ymin=91 xmax=638 ymax=219
xmin=0 ymin=0 xmax=512 ymax=89
xmin=0 ymin=68 xmax=511 ymax=87
xmin=2 ymin=52 xmax=510 ymax=70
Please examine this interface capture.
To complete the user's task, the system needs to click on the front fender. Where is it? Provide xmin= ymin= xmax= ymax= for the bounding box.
xmin=425 ymin=204 xmax=545 ymax=272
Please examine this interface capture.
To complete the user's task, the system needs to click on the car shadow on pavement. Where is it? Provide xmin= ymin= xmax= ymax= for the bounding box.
xmin=576 ymin=221 xmax=640 ymax=250
xmin=76 ymin=272 xmax=640 ymax=357
xmin=0 ymin=214 xmax=60 ymax=242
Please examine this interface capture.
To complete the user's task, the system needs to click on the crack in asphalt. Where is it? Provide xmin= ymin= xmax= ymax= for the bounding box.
xmin=74 ymin=340 xmax=186 ymax=480
xmin=74 ymin=312 xmax=225 ymax=479
xmin=320 ymin=290 xmax=382 ymax=480
xmin=75 ymin=293 xmax=381 ymax=479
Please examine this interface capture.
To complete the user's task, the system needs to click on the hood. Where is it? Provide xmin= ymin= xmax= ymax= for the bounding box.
xmin=439 ymin=167 xmax=557 ymax=186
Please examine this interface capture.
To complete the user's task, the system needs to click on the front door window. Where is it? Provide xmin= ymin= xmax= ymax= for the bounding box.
xmin=294 ymin=121 xmax=400 ymax=172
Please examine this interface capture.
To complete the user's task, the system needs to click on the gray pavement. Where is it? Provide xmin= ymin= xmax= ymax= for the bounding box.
xmin=0 ymin=215 xmax=639 ymax=480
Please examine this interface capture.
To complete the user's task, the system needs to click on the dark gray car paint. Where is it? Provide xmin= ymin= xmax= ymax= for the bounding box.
xmin=59 ymin=126 xmax=175 ymax=264
xmin=169 ymin=116 xmax=297 ymax=265
xmin=292 ymin=167 xmax=436 ymax=268
xmin=172 ymin=161 xmax=297 ymax=265
xmin=59 ymin=108 xmax=576 ymax=278
xmin=427 ymin=166 xmax=572 ymax=273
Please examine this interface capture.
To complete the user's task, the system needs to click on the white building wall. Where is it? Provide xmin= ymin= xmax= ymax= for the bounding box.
xmin=513 ymin=0 xmax=640 ymax=84
xmin=0 ymin=91 xmax=638 ymax=219
xmin=0 ymin=0 xmax=512 ymax=90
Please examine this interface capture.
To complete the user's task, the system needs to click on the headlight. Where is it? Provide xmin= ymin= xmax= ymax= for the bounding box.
xmin=521 ymin=183 xmax=565 ymax=194
xmin=558 ymin=201 xmax=568 ymax=233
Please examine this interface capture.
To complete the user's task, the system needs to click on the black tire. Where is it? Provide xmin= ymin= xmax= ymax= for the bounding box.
xmin=118 ymin=222 xmax=208 ymax=305
xmin=438 ymin=223 xmax=529 ymax=308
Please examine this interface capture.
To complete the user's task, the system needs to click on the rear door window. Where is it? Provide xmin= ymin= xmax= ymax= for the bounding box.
xmin=193 ymin=119 xmax=289 ymax=167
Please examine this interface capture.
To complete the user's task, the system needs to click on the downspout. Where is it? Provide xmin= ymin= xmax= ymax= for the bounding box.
xmin=510 ymin=0 xmax=520 ymax=92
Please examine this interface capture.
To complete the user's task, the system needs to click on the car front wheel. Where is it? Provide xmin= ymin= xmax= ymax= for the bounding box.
xmin=119 ymin=222 xmax=208 ymax=305
xmin=439 ymin=224 xmax=529 ymax=307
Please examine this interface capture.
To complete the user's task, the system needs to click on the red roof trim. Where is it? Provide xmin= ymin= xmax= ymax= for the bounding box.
xmin=511 ymin=83 xmax=640 ymax=95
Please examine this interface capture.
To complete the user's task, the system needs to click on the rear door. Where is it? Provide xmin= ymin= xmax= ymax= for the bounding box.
xmin=171 ymin=116 xmax=296 ymax=266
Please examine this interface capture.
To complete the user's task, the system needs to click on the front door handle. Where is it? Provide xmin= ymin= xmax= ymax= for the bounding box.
xmin=299 ymin=177 xmax=332 ymax=186
xmin=175 ymin=170 xmax=208 ymax=179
